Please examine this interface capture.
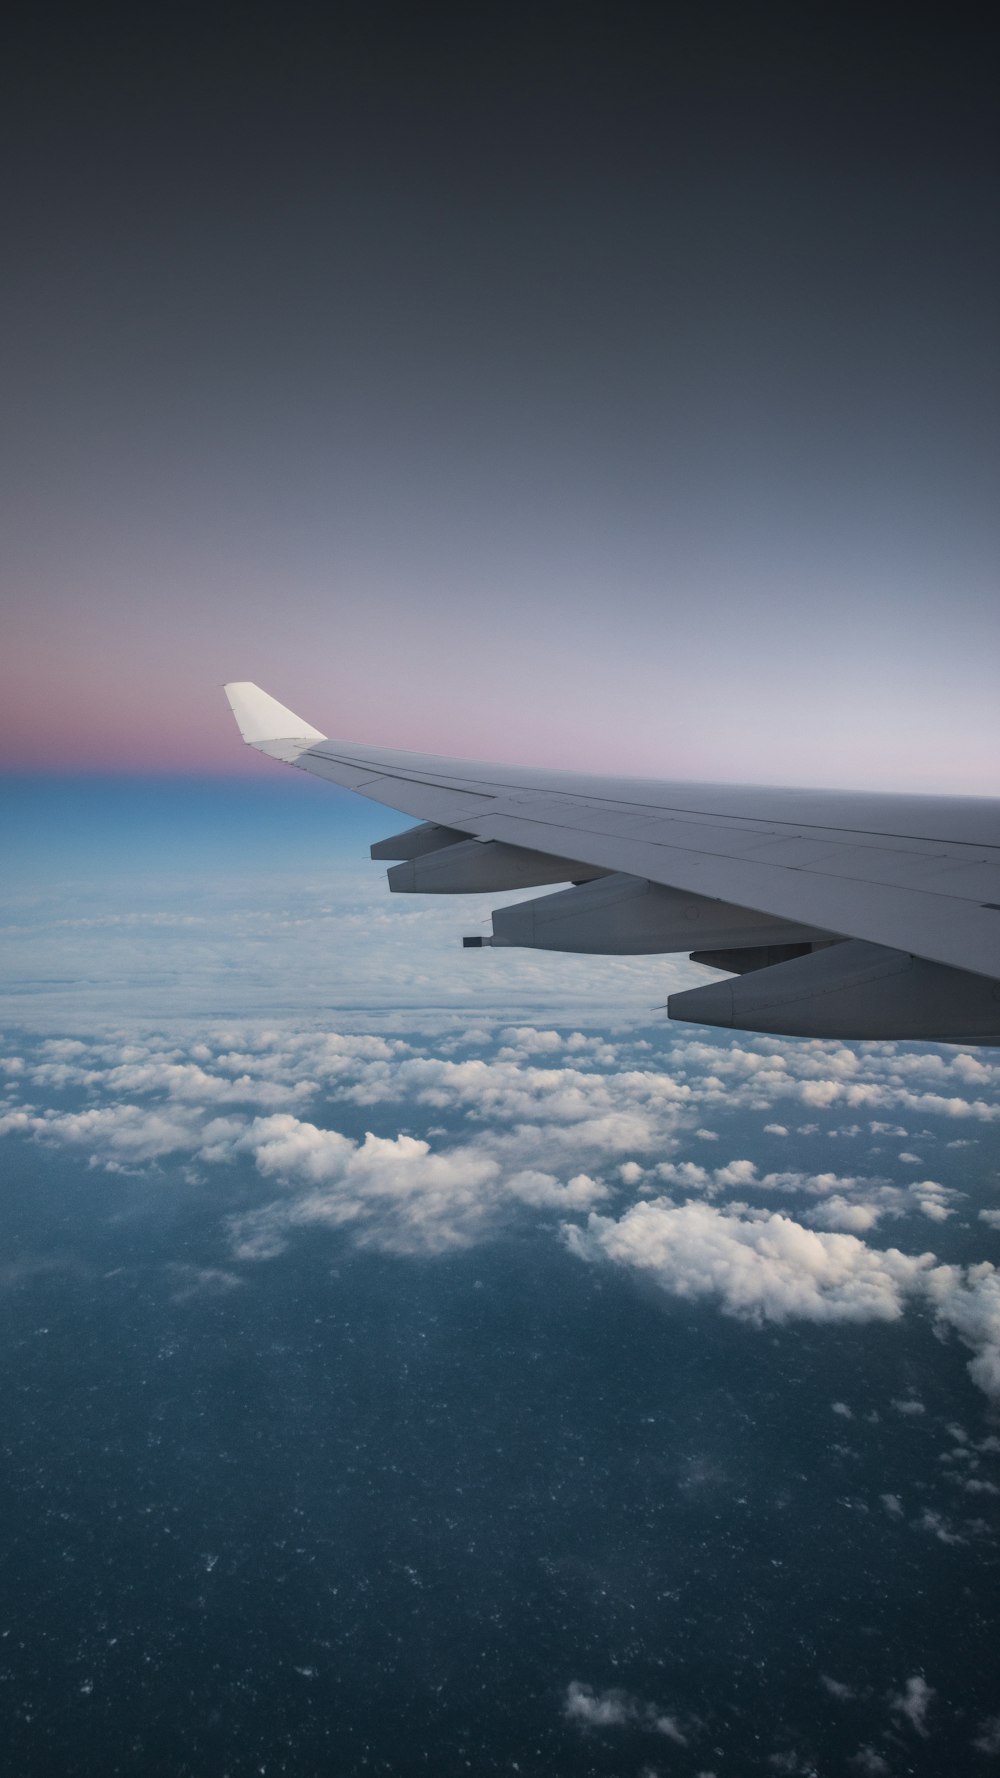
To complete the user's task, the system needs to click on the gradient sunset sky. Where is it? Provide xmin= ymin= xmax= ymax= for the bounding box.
xmin=3 ymin=3 xmax=997 ymax=791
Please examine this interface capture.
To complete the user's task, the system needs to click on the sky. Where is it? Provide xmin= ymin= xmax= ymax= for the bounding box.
xmin=0 ymin=774 xmax=707 ymax=1029
xmin=2 ymin=1 xmax=998 ymax=790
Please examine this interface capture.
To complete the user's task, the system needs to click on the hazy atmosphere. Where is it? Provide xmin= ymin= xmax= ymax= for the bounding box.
xmin=3 ymin=1 xmax=998 ymax=788
xmin=2 ymin=5 xmax=999 ymax=1776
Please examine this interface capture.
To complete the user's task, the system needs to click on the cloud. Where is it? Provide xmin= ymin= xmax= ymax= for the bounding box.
xmin=888 ymin=1675 xmax=935 ymax=1736
xmin=499 ymin=1027 xmax=565 ymax=1054
xmin=712 ymin=1159 xmax=759 ymax=1186
xmin=811 ymin=1195 xmax=882 ymax=1232
xmin=5 ymin=1020 xmax=1000 ymax=1404
xmin=234 ymin=1118 xmax=504 ymax=1256
xmin=669 ymin=1038 xmax=1000 ymax=1124
xmin=167 ymin=1265 xmax=245 ymax=1301
xmin=6 ymin=1025 xmax=997 ymax=1207
xmin=564 ymin=1683 xmax=632 ymax=1728
xmin=564 ymin=1199 xmax=935 ymax=1326
xmin=906 ymin=1181 xmax=956 ymax=1222
xmin=19 ymin=1102 xmax=206 ymax=1163
xmin=925 ymin=1263 xmax=1000 ymax=1407
xmin=821 ymin=1675 xmax=856 ymax=1700
xmin=960 ymin=1476 xmax=1000 ymax=1497
xmin=241 ymin=1115 xmax=357 ymax=1184
xmin=98 ymin=1059 xmax=314 ymax=1107
xmin=972 ymin=1716 xmax=1000 ymax=1755
xmin=229 ymin=1113 xmax=617 ymax=1254
xmin=655 ymin=1157 xmax=961 ymax=1231
xmin=563 ymin=1682 xmax=687 ymax=1742
xmin=564 ymin=1194 xmax=1000 ymax=1408
xmin=505 ymin=1170 xmax=608 ymax=1210
xmin=0 ymin=1108 xmax=34 ymax=1136
xmin=849 ymin=1750 xmax=890 ymax=1775
xmin=915 ymin=1509 xmax=964 ymax=1545
xmin=812 ymin=1175 xmax=960 ymax=1229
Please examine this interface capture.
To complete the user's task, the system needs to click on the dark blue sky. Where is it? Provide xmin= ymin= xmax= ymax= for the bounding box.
xmin=2 ymin=2 xmax=997 ymax=788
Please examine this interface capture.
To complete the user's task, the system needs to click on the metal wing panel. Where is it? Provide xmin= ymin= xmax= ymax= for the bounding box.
xmin=288 ymin=745 xmax=1000 ymax=982
xmin=223 ymin=690 xmax=1000 ymax=985
xmin=295 ymin=751 xmax=499 ymax=826
xmin=293 ymin=738 xmax=1000 ymax=847
xmin=448 ymin=802 xmax=1000 ymax=984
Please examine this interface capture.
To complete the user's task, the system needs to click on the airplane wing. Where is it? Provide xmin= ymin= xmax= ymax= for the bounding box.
xmin=224 ymin=683 xmax=1000 ymax=1045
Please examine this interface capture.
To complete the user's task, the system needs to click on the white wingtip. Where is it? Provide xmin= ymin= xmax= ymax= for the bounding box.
xmin=224 ymin=682 xmax=327 ymax=755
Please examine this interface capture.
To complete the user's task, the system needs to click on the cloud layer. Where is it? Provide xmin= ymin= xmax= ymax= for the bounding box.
xmin=3 ymin=1020 xmax=1000 ymax=1403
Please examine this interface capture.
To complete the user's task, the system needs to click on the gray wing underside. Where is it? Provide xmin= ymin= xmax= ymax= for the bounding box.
xmin=224 ymin=683 xmax=1000 ymax=1044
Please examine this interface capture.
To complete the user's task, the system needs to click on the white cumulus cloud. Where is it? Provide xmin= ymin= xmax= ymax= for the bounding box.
xmin=564 ymin=1682 xmax=687 ymax=1742
xmin=564 ymin=1199 xmax=935 ymax=1326
xmin=888 ymin=1674 xmax=935 ymax=1737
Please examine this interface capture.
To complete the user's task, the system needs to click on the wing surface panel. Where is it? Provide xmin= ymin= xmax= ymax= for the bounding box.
xmin=457 ymin=803 xmax=1000 ymax=983
xmin=292 ymin=747 xmax=1000 ymax=983
xmin=222 ymin=686 xmax=1000 ymax=988
xmin=299 ymin=741 xmax=999 ymax=847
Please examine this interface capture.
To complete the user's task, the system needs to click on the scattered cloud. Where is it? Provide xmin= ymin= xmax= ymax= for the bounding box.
xmin=812 ymin=1196 xmax=882 ymax=1233
xmin=564 ymin=1682 xmax=688 ymax=1742
xmin=888 ymin=1674 xmax=935 ymax=1737
xmin=4 ymin=1021 xmax=1000 ymax=1404
xmin=506 ymin=1169 xmax=608 ymax=1210
xmin=915 ymin=1509 xmax=965 ymax=1545
xmin=972 ymin=1715 xmax=1000 ymax=1755
xmin=564 ymin=1682 xmax=633 ymax=1728
xmin=167 ymin=1265 xmax=245 ymax=1302
xmin=925 ymin=1263 xmax=1000 ymax=1407
xmin=564 ymin=1200 xmax=935 ymax=1326
xmin=849 ymin=1750 xmax=890 ymax=1775
xmin=233 ymin=1120 xmax=504 ymax=1256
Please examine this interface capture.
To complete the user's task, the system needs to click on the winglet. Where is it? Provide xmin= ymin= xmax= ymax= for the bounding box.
xmin=224 ymin=682 xmax=327 ymax=761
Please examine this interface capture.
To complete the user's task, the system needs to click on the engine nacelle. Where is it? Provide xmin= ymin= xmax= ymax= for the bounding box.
xmin=669 ymin=939 xmax=1000 ymax=1043
xmin=490 ymin=872 xmax=830 ymax=954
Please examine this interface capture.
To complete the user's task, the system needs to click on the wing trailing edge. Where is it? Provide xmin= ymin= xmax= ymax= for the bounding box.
xmin=222 ymin=682 xmax=1000 ymax=1043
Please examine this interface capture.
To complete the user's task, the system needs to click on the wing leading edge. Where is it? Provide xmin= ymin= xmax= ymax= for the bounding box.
xmin=223 ymin=683 xmax=1000 ymax=1045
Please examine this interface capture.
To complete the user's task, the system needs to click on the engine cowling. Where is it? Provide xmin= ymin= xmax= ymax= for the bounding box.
xmin=669 ymin=939 xmax=1000 ymax=1042
xmin=490 ymin=872 xmax=830 ymax=955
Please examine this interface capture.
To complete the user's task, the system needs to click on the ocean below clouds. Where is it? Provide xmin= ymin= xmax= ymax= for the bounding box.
xmin=2 ymin=778 xmax=999 ymax=1775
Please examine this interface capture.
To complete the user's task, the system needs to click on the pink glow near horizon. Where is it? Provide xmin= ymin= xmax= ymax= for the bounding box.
xmin=4 ymin=0 xmax=998 ymax=803
xmin=4 ymin=555 xmax=999 ymax=795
